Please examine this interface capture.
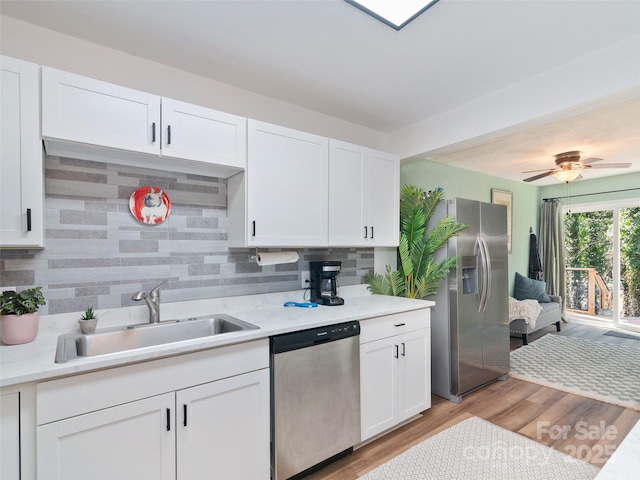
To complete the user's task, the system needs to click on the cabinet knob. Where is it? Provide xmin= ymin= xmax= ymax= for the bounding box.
xmin=364 ymin=226 xmax=368 ymax=239
xmin=167 ymin=125 xmax=172 ymax=145
xmin=252 ymin=221 xmax=256 ymax=237
xmin=152 ymin=122 xmax=156 ymax=143
xmin=394 ymin=344 xmax=399 ymax=359
xmin=370 ymin=226 xmax=374 ymax=239
xmin=166 ymin=408 xmax=171 ymax=431
xmin=26 ymin=208 xmax=32 ymax=232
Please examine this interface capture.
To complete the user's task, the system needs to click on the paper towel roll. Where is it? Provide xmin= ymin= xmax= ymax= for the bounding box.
xmin=256 ymin=251 xmax=299 ymax=266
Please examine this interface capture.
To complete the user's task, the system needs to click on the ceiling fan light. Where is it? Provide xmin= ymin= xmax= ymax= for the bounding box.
xmin=554 ymin=169 xmax=581 ymax=183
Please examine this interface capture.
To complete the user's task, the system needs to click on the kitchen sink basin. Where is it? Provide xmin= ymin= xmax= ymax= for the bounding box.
xmin=55 ymin=314 xmax=259 ymax=363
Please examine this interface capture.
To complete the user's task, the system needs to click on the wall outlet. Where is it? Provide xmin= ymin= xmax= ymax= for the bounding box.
xmin=301 ymin=271 xmax=311 ymax=289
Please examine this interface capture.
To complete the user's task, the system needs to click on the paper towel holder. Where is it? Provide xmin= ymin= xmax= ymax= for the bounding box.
xmin=251 ymin=248 xmax=300 ymax=266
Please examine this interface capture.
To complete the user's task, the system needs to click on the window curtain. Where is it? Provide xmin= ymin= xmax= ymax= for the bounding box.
xmin=540 ymin=199 xmax=566 ymax=317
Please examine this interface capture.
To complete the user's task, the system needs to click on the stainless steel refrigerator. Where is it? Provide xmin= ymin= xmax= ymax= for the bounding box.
xmin=430 ymin=197 xmax=510 ymax=402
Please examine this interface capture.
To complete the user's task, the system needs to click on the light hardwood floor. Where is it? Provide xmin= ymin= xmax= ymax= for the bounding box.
xmin=307 ymin=323 xmax=640 ymax=479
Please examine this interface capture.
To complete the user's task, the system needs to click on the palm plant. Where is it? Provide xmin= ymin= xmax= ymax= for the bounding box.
xmin=365 ymin=185 xmax=467 ymax=299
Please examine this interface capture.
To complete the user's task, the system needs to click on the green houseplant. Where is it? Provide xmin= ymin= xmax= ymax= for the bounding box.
xmin=366 ymin=186 xmax=467 ymax=299
xmin=79 ymin=306 xmax=99 ymax=334
xmin=0 ymin=286 xmax=47 ymax=345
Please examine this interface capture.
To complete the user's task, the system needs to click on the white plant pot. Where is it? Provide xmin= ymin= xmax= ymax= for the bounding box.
xmin=79 ymin=318 xmax=98 ymax=334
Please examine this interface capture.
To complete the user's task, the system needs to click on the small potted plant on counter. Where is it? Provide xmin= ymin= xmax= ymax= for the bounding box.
xmin=79 ymin=306 xmax=99 ymax=334
xmin=0 ymin=286 xmax=47 ymax=345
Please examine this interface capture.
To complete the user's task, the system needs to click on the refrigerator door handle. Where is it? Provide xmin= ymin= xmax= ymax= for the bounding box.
xmin=475 ymin=236 xmax=486 ymax=312
xmin=481 ymin=235 xmax=492 ymax=312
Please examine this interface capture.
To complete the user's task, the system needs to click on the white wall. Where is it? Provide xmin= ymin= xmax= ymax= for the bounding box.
xmin=0 ymin=15 xmax=387 ymax=150
xmin=389 ymin=34 xmax=640 ymax=161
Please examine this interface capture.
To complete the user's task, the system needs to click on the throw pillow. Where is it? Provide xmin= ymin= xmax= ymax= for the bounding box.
xmin=513 ymin=272 xmax=551 ymax=303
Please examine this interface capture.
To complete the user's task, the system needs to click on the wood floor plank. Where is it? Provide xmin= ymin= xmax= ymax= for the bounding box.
xmin=306 ymin=323 xmax=640 ymax=478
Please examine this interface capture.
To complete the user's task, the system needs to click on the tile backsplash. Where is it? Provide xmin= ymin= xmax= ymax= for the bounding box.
xmin=0 ymin=157 xmax=374 ymax=315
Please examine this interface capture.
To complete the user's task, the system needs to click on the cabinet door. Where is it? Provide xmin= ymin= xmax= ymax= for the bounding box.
xmin=0 ymin=56 xmax=43 ymax=248
xmin=360 ymin=336 xmax=398 ymax=441
xmin=37 ymin=393 xmax=175 ymax=480
xmin=328 ymin=140 xmax=367 ymax=246
xmin=0 ymin=392 xmax=20 ymax=480
xmin=161 ymin=98 xmax=246 ymax=168
xmin=398 ymin=328 xmax=431 ymax=421
xmin=368 ymin=150 xmax=399 ymax=247
xmin=176 ymin=369 xmax=270 ymax=480
xmin=247 ymin=120 xmax=328 ymax=246
xmin=41 ymin=67 xmax=161 ymax=155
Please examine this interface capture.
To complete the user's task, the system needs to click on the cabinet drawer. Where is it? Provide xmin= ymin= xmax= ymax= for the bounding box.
xmin=360 ymin=309 xmax=430 ymax=344
xmin=37 ymin=339 xmax=268 ymax=425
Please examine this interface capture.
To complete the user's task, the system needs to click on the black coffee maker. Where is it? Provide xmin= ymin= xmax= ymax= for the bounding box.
xmin=309 ymin=261 xmax=345 ymax=306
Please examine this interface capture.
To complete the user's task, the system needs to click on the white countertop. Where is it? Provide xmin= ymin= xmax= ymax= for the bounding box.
xmin=0 ymin=286 xmax=433 ymax=387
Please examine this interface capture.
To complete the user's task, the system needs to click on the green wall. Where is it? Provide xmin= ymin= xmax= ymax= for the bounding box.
xmin=400 ymin=160 xmax=539 ymax=294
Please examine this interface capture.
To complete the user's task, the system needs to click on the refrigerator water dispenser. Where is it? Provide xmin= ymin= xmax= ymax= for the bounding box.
xmin=461 ymin=256 xmax=478 ymax=295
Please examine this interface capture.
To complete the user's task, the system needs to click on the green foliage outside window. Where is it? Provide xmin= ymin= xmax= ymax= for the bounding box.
xmin=563 ymin=207 xmax=639 ymax=317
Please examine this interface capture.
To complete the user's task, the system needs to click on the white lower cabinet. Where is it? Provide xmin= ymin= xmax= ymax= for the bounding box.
xmin=1 ymin=391 xmax=21 ymax=480
xmin=35 ymin=340 xmax=270 ymax=480
xmin=360 ymin=311 xmax=431 ymax=441
xmin=37 ymin=393 xmax=176 ymax=480
xmin=176 ymin=369 xmax=270 ymax=480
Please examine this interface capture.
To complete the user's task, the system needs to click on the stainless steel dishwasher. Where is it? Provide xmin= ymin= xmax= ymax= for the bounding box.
xmin=271 ymin=321 xmax=361 ymax=480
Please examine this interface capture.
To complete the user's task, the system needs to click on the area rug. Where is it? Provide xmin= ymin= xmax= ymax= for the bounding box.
xmin=359 ymin=417 xmax=599 ymax=479
xmin=510 ymin=334 xmax=640 ymax=410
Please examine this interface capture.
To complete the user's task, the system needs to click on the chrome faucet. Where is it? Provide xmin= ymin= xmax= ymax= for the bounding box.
xmin=131 ymin=279 xmax=168 ymax=324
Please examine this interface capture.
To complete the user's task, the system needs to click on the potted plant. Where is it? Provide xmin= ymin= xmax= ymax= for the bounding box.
xmin=79 ymin=306 xmax=99 ymax=334
xmin=0 ymin=286 xmax=47 ymax=345
xmin=366 ymin=186 xmax=467 ymax=299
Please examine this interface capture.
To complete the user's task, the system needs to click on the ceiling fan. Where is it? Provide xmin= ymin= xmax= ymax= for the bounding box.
xmin=522 ymin=151 xmax=632 ymax=183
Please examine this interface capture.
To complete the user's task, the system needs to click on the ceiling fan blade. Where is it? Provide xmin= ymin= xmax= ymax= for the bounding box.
xmin=522 ymin=168 xmax=555 ymax=173
xmin=581 ymin=157 xmax=603 ymax=165
xmin=523 ymin=171 xmax=554 ymax=182
xmin=588 ymin=163 xmax=632 ymax=168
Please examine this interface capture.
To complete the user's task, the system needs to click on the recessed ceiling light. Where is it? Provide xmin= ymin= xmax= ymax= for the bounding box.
xmin=345 ymin=0 xmax=440 ymax=30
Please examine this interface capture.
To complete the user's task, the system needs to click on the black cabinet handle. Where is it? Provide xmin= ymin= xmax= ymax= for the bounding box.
xmin=364 ymin=226 xmax=368 ymax=239
xmin=166 ymin=408 xmax=171 ymax=431
xmin=394 ymin=344 xmax=399 ymax=359
xmin=394 ymin=323 xmax=406 ymax=327
xmin=401 ymin=342 xmax=406 ymax=356
xmin=183 ymin=404 xmax=188 ymax=427
xmin=371 ymin=226 xmax=374 ymax=239
xmin=167 ymin=125 xmax=172 ymax=145
xmin=152 ymin=122 xmax=156 ymax=143
xmin=26 ymin=208 xmax=32 ymax=232
xmin=252 ymin=221 xmax=256 ymax=237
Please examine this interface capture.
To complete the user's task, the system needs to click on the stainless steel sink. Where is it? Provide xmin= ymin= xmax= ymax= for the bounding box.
xmin=55 ymin=314 xmax=259 ymax=363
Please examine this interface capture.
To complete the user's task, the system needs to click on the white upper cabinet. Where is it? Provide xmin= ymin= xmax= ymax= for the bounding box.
xmin=0 ymin=56 xmax=44 ymax=248
xmin=329 ymin=140 xmax=399 ymax=247
xmin=160 ymin=98 xmax=246 ymax=169
xmin=368 ymin=149 xmax=400 ymax=246
xmin=41 ymin=67 xmax=161 ymax=155
xmin=228 ymin=120 xmax=329 ymax=247
xmin=41 ymin=67 xmax=246 ymax=177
